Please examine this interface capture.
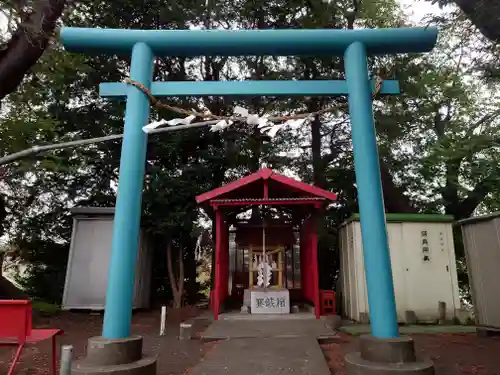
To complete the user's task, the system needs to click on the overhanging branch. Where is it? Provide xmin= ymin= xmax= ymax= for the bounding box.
xmin=455 ymin=168 xmax=500 ymax=219
xmin=0 ymin=0 xmax=67 ymax=100
xmin=453 ymin=0 xmax=500 ymax=43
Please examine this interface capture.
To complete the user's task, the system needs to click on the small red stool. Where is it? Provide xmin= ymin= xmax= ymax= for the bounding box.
xmin=320 ymin=290 xmax=336 ymax=315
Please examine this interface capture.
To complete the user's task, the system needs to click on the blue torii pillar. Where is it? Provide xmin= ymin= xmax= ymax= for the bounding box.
xmin=60 ymin=27 xmax=437 ymax=375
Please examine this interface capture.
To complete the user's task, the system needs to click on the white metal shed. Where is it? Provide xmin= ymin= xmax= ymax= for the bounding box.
xmin=62 ymin=207 xmax=153 ymax=310
xmin=458 ymin=213 xmax=500 ymax=333
xmin=339 ymin=213 xmax=460 ymax=323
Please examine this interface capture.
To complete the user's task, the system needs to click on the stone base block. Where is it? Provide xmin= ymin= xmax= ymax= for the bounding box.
xmin=307 ymin=304 xmax=316 ymax=314
xmin=404 ymin=310 xmax=418 ymax=325
xmin=360 ymin=335 xmax=416 ymax=363
xmin=359 ymin=312 xmax=370 ymax=324
xmin=322 ymin=315 xmax=342 ymax=330
xmin=345 ymin=353 xmax=434 ymax=375
xmin=179 ymin=323 xmax=192 ymax=340
xmin=345 ymin=335 xmax=434 ymax=375
xmin=477 ymin=326 xmax=500 ymax=337
xmin=72 ymin=336 xmax=157 ymax=375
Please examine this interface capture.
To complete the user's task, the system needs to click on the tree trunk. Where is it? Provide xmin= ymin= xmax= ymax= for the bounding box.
xmin=453 ymin=0 xmax=500 ymax=43
xmin=166 ymin=241 xmax=184 ymax=309
xmin=379 ymin=162 xmax=418 ymax=213
xmin=0 ymin=0 xmax=67 ymax=99
xmin=184 ymin=240 xmax=198 ymax=305
xmin=177 ymin=248 xmax=185 ymax=308
xmin=311 ymin=114 xmax=326 ymax=188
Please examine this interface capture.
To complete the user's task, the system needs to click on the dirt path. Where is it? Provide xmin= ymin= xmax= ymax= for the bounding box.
xmin=0 ymin=307 xmax=212 ymax=375
xmin=3 ymin=311 xmax=500 ymax=375
xmin=321 ymin=332 xmax=500 ymax=375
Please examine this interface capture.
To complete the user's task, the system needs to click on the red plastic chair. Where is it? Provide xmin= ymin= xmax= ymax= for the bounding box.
xmin=0 ymin=300 xmax=63 ymax=375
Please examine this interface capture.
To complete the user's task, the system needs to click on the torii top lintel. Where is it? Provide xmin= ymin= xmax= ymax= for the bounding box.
xmin=60 ymin=27 xmax=437 ymax=57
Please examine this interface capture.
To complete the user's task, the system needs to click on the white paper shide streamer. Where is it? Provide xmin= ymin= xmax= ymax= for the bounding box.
xmin=142 ymin=115 xmax=196 ymax=133
xmin=142 ymin=105 xmax=310 ymax=137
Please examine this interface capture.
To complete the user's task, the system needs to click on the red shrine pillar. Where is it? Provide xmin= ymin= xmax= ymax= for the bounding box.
xmin=311 ymin=209 xmax=320 ymax=319
xmin=221 ymin=220 xmax=229 ymax=302
xmin=214 ymin=207 xmax=223 ymax=320
xmin=301 ymin=210 xmax=321 ymax=319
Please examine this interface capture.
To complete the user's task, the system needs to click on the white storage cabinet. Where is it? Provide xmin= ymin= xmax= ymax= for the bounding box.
xmin=339 ymin=214 xmax=460 ymax=323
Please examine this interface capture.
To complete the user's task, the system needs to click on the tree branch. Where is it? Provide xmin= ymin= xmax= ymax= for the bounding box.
xmin=466 ymin=107 xmax=500 ymax=137
xmin=0 ymin=0 xmax=67 ymax=99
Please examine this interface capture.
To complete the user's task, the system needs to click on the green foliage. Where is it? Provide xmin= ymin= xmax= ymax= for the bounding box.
xmin=32 ymin=300 xmax=61 ymax=315
xmin=12 ymin=239 xmax=70 ymax=304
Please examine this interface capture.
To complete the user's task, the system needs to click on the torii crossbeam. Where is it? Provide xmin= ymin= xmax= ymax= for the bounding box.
xmin=60 ymin=25 xmax=437 ymax=375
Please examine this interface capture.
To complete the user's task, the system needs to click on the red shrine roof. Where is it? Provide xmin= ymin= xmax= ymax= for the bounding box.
xmin=196 ymin=168 xmax=337 ymax=204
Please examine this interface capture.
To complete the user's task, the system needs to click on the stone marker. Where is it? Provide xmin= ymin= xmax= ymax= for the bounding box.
xmin=323 ymin=315 xmax=342 ymax=330
xmin=291 ymin=305 xmax=300 ymax=314
xmin=359 ymin=312 xmax=370 ymax=324
xmin=179 ymin=323 xmax=192 ymax=340
xmin=59 ymin=345 xmax=73 ymax=375
xmin=438 ymin=301 xmax=446 ymax=324
xmin=405 ymin=310 xmax=418 ymax=325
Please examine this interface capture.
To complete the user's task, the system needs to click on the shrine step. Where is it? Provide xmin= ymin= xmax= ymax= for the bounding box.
xmin=220 ymin=312 xmax=315 ymax=321
xmin=200 ymin=318 xmax=336 ymax=341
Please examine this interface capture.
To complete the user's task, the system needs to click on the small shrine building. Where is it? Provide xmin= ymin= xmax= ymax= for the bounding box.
xmin=196 ymin=168 xmax=337 ymax=320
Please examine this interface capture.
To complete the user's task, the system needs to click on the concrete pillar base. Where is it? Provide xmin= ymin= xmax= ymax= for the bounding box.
xmin=179 ymin=323 xmax=192 ymax=340
xmin=72 ymin=336 xmax=157 ymax=375
xmin=345 ymin=335 xmax=434 ymax=375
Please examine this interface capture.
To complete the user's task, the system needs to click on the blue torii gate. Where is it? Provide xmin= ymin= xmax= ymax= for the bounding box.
xmin=60 ymin=27 xmax=437 ymax=341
